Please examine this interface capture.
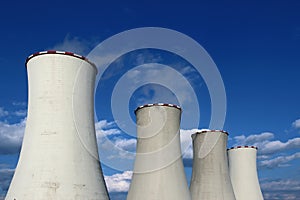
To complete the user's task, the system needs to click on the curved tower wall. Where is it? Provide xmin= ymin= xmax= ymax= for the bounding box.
xmin=127 ymin=103 xmax=191 ymax=200
xmin=6 ymin=51 xmax=109 ymax=200
xmin=228 ymin=146 xmax=264 ymax=200
xmin=190 ymin=130 xmax=236 ymax=200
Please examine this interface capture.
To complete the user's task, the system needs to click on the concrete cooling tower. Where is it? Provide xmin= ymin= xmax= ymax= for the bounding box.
xmin=190 ymin=130 xmax=236 ymax=200
xmin=228 ymin=146 xmax=264 ymax=200
xmin=5 ymin=51 xmax=109 ymax=200
xmin=127 ymin=103 xmax=191 ymax=200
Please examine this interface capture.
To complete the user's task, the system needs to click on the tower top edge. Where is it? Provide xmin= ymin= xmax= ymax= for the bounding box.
xmin=25 ymin=50 xmax=97 ymax=72
xmin=227 ymin=145 xmax=258 ymax=151
xmin=193 ymin=129 xmax=229 ymax=136
xmin=134 ymin=103 xmax=181 ymax=114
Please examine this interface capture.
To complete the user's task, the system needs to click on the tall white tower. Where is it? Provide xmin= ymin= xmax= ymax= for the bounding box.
xmin=190 ymin=130 xmax=236 ymax=200
xmin=6 ymin=51 xmax=109 ymax=200
xmin=127 ymin=103 xmax=191 ymax=200
xmin=228 ymin=146 xmax=264 ymax=200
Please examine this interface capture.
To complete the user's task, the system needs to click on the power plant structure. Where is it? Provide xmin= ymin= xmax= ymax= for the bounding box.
xmin=127 ymin=104 xmax=191 ymax=200
xmin=189 ymin=130 xmax=236 ymax=200
xmin=5 ymin=50 xmax=265 ymax=200
xmin=228 ymin=146 xmax=264 ymax=200
xmin=5 ymin=51 xmax=109 ymax=200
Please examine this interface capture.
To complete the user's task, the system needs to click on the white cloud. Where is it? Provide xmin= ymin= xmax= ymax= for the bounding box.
xmin=180 ymin=129 xmax=196 ymax=159
xmin=257 ymin=155 xmax=270 ymax=160
xmin=13 ymin=110 xmax=27 ymax=117
xmin=259 ymin=152 xmax=300 ymax=169
xmin=12 ymin=102 xmax=26 ymax=107
xmin=0 ymin=118 xmax=26 ymax=154
xmin=233 ymin=132 xmax=274 ymax=146
xmin=95 ymin=120 xmax=121 ymax=138
xmin=114 ymin=138 xmax=136 ymax=152
xmin=292 ymin=119 xmax=300 ymax=129
xmin=0 ymin=105 xmax=27 ymax=155
xmin=260 ymin=137 xmax=300 ymax=154
xmin=51 ymin=34 xmax=95 ymax=56
xmin=95 ymin=120 xmax=135 ymax=162
xmin=104 ymin=171 xmax=132 ymax=192
xmin=263 ymin=192 xmax=299 ymax=200
xmin=0 ymin=105 xmax=27 ymax=118
xmin=0 ymin=168 xmax=14 ymax=198
xmin=261 ymin=179 xmax=300 ymax=200
xmin=261 ymin=179 xmax=300 ymax=191
xmin=98 ymin=137 xmax=136 ymax=161
xmin=232 ymin=132 xmax=300 ymax=155
xmin=0 ymin=108 xmax=9 ymax=118
xmin=95 ymin=120 xmax=118 ymax=130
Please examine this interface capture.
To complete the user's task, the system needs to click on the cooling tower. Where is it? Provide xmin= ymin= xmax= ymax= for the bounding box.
xmin=228 ymin=146 xmax=264 ymax=200
xmin=127 ymin=103 xmax=191 ymax=200
xmin=6 ymin=51 xmax=109 ymax=200
xmin=190 ymin=130 xmax=236 ymax=200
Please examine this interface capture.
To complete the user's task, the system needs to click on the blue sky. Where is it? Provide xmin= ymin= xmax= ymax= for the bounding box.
xmin=0 ymin=0 xmax=300 ymax=199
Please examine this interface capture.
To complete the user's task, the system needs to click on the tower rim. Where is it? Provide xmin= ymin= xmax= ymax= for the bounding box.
xmin=134 ymin=103 xmax=182 ymax=114
xmin=227 ymin=145 xmax=258 ymax=151
xmin=25 ymin=50 xmax=97 ymax=73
